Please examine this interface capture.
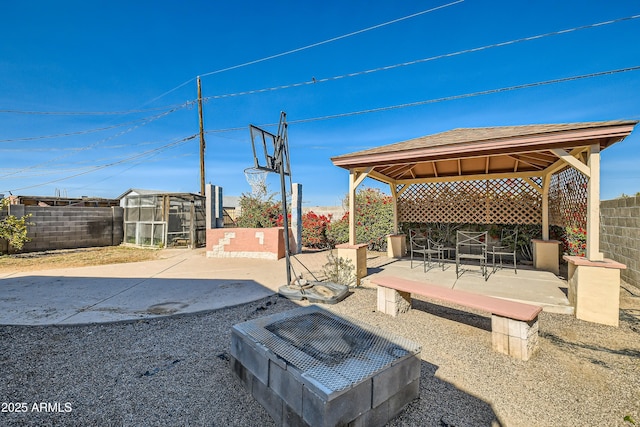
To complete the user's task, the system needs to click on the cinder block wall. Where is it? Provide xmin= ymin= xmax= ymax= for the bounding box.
xmin=600 ymin=196 xmax=640 ymax=289
xmin=1 ymin=206 xmax=124 ymax=253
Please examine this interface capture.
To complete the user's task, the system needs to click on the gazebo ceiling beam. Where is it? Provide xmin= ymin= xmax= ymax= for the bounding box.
xmin=549 ymin=148 xmax=591 ymax=178
xmin=378 ymin=163 xmax=414 ymax=174
xmin=522 ymin=177 xmax=543 ymax=193
xmin=395 ymin=170 xmax=541 ymax=185
xmin=507 ymin=154 xmax=546 ymax=170
xmin=521 ymin=151 xmax=559 ymax=162
xmin=542 ymin=147 xmax=587 ymax=177
xmin=366 ymin=169 xmax=397 ymax=185
xmin=378 ymin=163 xmax=416 ymax=177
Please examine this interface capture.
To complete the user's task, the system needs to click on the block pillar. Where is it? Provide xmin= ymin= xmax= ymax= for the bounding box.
xmin=387 ymin=234 xmax=406 ymax=259
xmin=532 ymin=239 xmax=561 ymax=275
xmin=491 ymin=315 xmax=539 ymax=361
xmin=291 ymin=183 xmax=302 ymax=254
xmin=564 ymin=255 xmax=626 ymax=327
xmin=336 ymin=243 xmax=368 ymax=286
xmin=205 ymin=184 xmax=224 ymax=229
xmin=377 ymin=287 xmax=412 ymax=316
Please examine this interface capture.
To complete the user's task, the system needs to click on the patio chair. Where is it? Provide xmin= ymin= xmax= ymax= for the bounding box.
xmin=455 ymin=230 xmax=488 ymax=280
xmin=488 ymin=228 xmax=518 ymax=274
xmin=409 ymin=229 xmax=444 ymax=272
xmin=431 ymin=232 xmax=455 ymax=260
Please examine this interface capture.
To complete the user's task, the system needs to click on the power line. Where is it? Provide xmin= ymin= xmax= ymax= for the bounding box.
xmin=0 ymin=101 xmax=193 ymax=117
xmin=0 ymin=107 xmax=184 ymax=143
xmin=1 ymin=134 xmax=198 ymax=193
xmin=203 ymin=66 xmax=640 ymax=133
xmin=202 ymin=14 xmax=640 ymax=102
xmin=201 ymin=1 xmax=463 ymax=77
xmin=142 ymin=1 xmax=463 ymax=106
xmin=0 ymin=108 xmax=180 ymax=179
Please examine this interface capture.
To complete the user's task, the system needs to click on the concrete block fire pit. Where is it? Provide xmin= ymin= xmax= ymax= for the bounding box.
xmin=230 ymin=305 xmax=421 ymax=427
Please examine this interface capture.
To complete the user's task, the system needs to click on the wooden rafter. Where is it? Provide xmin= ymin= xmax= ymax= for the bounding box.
xmin=508 ymin=154 xmax=546 ymax=170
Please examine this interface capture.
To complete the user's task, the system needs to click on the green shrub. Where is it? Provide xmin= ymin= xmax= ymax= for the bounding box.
xmin=1 ymin=198 xmax=32 ymax=253
xmin=326 ymin=187 xmax=393 ymax=251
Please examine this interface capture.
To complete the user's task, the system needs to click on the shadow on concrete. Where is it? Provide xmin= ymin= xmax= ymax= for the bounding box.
xmin=0 ymin=275 xmax=274 ymax=325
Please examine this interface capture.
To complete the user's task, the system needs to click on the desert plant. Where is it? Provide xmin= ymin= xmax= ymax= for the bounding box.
xmin=321 ymin=252 xmax=356 ymax=287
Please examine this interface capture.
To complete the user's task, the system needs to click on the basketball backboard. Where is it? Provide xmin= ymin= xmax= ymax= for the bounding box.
xmin=248 ymin=112 xmax=290 ymax=176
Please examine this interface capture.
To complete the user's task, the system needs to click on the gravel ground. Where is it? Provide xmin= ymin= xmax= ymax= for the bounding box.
xmin=1 ymin=284 xmax=639 ymax=427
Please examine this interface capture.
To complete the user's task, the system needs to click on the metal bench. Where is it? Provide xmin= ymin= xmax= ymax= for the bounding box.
xmin=372 ymin=275 xmax=542 ymax=361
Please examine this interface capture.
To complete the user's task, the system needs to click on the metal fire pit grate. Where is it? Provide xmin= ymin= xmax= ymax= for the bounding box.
xmin=234 ymin=306 xmax=421 ymax=393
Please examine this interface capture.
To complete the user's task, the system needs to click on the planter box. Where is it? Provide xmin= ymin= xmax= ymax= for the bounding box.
xmin=206 ymin=227 xmax=294 ymax=260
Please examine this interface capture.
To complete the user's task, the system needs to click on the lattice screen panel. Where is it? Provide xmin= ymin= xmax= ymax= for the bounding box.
xmin=548 ymin=167 xmax=588 ymax=229
xmin=398 ymin=178 xmax=542 ymax=224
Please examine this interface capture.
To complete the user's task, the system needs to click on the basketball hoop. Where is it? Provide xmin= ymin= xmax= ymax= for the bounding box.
xmin=244 ymin=167 xmax=268 ymax=197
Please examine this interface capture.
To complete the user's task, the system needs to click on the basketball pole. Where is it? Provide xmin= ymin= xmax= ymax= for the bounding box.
xmin=276 ymin=116 xmax=292 ymax=288
xmin=197 ymin=76 xmax=206 ymax=196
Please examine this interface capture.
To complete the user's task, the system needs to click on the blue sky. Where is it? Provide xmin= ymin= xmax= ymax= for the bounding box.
xmin=1 ymin=1 xmax=639 ymax=206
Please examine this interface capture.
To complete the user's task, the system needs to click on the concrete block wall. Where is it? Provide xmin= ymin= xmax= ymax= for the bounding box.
xmin=600 ymin=196 xmax=640 ymax=289
xmin=1 ymin=205 xmax=124 ymax=253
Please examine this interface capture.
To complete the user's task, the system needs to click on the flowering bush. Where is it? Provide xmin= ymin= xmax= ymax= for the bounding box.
xmin=562 ymin=226 xmax=587 ymax=257
xmin=235 ymin=192 xmax=281 ymax=228
xmin=301 ymin=211 xmax=332 ymax=249
xmin=326 ymin=187 xmax=393 ymax=251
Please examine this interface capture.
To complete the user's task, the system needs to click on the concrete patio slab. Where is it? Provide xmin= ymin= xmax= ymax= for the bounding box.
xmin=363 ymin=258 xmax=573 ymax=314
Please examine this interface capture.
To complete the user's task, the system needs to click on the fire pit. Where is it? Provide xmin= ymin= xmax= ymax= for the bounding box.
xmin=230 ymin=306 xmax=421 ymax=426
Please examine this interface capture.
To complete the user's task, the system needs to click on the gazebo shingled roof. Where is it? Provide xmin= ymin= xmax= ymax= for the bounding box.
xmin=331 ymin=120 xmax=638 ymax=184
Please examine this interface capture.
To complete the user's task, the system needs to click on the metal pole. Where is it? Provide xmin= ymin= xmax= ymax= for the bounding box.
xmin=279 ymin=140 xmax=292 ymax=287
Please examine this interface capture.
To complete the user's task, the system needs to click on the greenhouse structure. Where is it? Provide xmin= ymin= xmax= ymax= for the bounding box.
xmin=120 ymin=190 xmax=206 ymax=248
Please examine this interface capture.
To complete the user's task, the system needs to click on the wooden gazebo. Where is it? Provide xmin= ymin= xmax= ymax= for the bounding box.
xmin=331 ymin=120 xmax=638 ymax=326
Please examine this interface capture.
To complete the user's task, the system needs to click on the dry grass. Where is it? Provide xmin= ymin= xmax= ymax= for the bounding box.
xmin=0 ymin=246 xmax=162 ymax=273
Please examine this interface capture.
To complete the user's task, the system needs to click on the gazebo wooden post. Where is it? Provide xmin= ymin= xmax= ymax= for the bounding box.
xmin=348 ymin=170 xmax=357 ymax=245
xmin=386 ymin=183 xmax=407 ymax=258
xmin=541 ymin=174 xmax=550 ymax=241
xmin=532 ymin=173 xmax=561 ymax=275
xmin=336 ymin=168 xmax=371 ymax=286
xmin=586 ymin=144 xmax=603 ymax=262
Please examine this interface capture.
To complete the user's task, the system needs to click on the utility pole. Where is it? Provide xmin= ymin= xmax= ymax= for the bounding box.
xmin=197 ymin=76 xmax=206 ymax=196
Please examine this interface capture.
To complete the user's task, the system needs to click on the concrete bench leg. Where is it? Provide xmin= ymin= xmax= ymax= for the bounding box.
xmin=491 ymin=315 xmax=539 ymax=361
xmin=377 ymin=287 xmax=412 ymax=317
